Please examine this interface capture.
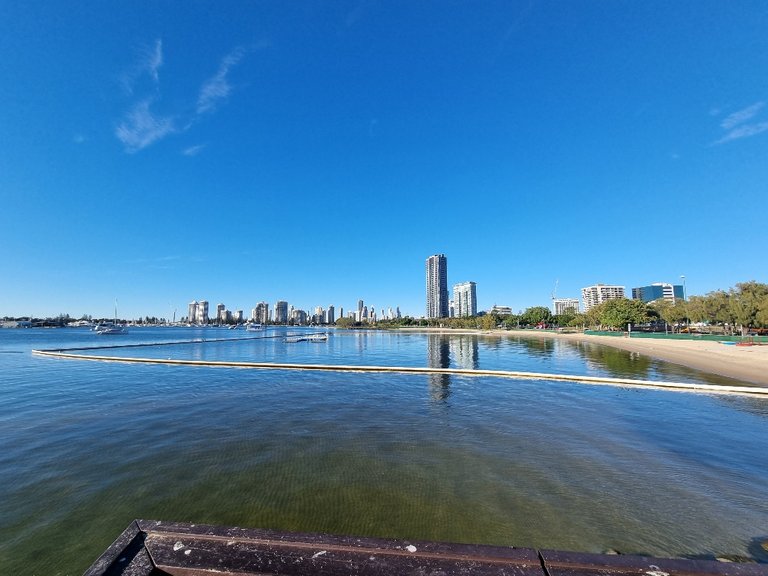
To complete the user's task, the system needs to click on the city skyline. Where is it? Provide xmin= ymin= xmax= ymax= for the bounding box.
xmin=2 ymin=2 xmax=767 ymax=319
xmin=0 ymin=268 xmax=758 ymax=322
xmin=2 ymin=272 xmax=707 ymax=322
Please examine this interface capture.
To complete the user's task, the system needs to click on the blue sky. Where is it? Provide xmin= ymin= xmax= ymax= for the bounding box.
xmin=1 ymin=1 xmax=767 ymax=319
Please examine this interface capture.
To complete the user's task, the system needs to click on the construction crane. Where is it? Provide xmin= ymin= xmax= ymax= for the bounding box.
xmin=551 ymin=279 xmax=559 ymax=302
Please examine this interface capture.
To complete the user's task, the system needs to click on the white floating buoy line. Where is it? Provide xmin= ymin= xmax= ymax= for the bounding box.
xmin=30 ymin=347 xmax=768 ymax=398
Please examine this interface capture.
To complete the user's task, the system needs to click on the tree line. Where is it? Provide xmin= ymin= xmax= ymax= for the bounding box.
xmin=538 ymin=281 xmax=768 ymax=335
xmin=337 ymin=281 xmax=768 ymax=336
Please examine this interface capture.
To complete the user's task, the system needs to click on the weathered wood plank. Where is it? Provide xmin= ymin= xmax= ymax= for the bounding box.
xmin=82 ymin=520 xmax=158 ymax=576
xmin=143 ymin=521 xmax=542 ymax=576
xmin=82 ymin=521 xmax=768 ymax=576
xmin=540 ymin=549 xmax=768 ymax=576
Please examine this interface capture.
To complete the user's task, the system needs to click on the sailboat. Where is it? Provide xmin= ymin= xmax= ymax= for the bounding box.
xmin=95 ymin=300 xmax=128 ymax=335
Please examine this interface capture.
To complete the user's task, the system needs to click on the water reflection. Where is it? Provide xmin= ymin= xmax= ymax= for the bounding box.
xmin=514 ymin=335 xmax=556 ymax=358
xmin=355 ymin=331 xmax=370 ymax=354
xmin=565 ymin=340 xmax=653 ymax=378
xmin=427 ymin=334 xmax=451 ymax=402
xmin=450 ymin=335 xmax=479 ymax=370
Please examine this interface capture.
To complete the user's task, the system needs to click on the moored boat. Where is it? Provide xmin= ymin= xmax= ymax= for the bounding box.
xmin=95 ymin=300 xmax=128 ymax=335
xmin=95 ymin=324 xmax=128 ymax=335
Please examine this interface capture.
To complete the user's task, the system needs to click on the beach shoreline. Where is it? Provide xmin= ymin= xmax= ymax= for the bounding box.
xmin=395 ymin=327 xmax=768 ymax=386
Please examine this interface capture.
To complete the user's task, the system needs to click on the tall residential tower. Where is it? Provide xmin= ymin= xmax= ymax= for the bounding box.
xmin=581 ymin=284 xmax=625 ymax=311
xmin=426 ymin=254 xmax=449 ymax=318
xmin=553 ymin=298 xmax=580 ymax=315
xmin=453 ymin=281 xmax=477 ymax=317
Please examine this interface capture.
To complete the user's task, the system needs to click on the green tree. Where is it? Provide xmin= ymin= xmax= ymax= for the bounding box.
xmin=335 ymin=317 xmax=357 ymax=329
xmin=520 ymin=306 xmax=552 ymax=327
xmin=568 ymin=312 xmax=589 ymax=329
xmin=553 ymin=310 xmax=577 ymax=327
xmin=584 ymin=304 xmax=603 ymax=329
xmin=598 ymin=299 xmax=649 ymax=330
xmin=703 ymin=290 xmax=734 ymax=333
xmin=758 ymin=295 xmax=768 ymax=327
xmin=685 ymin=296 xmax=707 ymax=325
xmin=650 ymin=299 xmax=686 ymax=333
xmin=729 ymin=281 xmax=768 ymax=335
xmin=480 ymin=314 xmax=498 ymax=330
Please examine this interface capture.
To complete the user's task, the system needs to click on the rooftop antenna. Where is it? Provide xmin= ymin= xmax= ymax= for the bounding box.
xmin=551 ymin=279 xmax=559 ymax=302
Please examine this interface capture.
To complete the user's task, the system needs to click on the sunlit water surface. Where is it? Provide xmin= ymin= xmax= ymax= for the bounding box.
xmin=1 ymin=327 xmax=766 ymax=574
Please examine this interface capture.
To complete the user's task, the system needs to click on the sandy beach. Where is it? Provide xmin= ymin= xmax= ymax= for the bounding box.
xmin=398 ymin=327 xmax=768 ymax=386
xmin=552 ymin=332 xmax=768 ymax=386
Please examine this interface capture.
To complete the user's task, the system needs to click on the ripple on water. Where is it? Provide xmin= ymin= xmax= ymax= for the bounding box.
xmin=1 ymin=328 xmax=767 ymax=574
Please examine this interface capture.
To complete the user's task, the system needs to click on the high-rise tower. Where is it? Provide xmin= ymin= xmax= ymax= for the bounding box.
xmin=453 ymin=281 xmax=477 ymax=317
xmin=581 ymin=284 xmax=625 ymax=311
xmin=274 ymin=301 xmax=289 ymax=324
xmin=425 ymin=254 xmax=449 ymax=318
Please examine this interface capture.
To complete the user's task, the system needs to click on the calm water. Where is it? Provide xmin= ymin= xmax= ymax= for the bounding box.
xmin=1 ymin=327 xmax=767 ymax=574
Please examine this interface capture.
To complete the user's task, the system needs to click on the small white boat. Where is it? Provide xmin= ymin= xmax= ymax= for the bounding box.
xmin=96 ymin=324 xmax=128 ymax=335
xmin=95 ymin=300 xmax=128 ymax=335
xmin=245 ymin=323 xmax=264 ymax=332
xmin=307 ymin=333 xmax=328 ymax=342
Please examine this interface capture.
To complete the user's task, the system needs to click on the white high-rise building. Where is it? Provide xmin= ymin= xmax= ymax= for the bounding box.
xmin=252 ymin=302 xmax=269 ymax=324
xmin=426 ymin=254 xmax=449 ymax=318
xmin=581 ymin=285 xmax=625 ymax=311
xmin=188 ymin=300 xmax=209 ymax=324
xmin=553 ymin=298 xmax=580 ymax=315
xmin=489 ymin=305 xmax=513 ymax=315
xmin=275 ymin=301 xmax=288 ymax=324
xmin=453 ymin=281 xmax=477 ymax=317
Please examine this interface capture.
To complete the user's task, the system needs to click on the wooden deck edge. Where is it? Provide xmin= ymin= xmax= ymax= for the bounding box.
xmin=82 ymin=520 xmax=155 ymax=576
xmin=82 ymin=520 xmax=768 ymax=576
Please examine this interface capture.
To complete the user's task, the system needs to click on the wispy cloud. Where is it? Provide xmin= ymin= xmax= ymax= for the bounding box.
xmin=197 ymin=48 xmax=245 ymax=114
xmin=716 ymin=121 xmax=768 ymax=145
xmin=720 ymin=102 xmax=764 ymax=131
xmin=713 ymin=101 xmax=768 ymax=145
xmin=121 ymin=39 xmax=163 ymax=94
xmin=115 ymin=98 xmax=175 ymax=153
xmin=182 ymin=144 xmax=205 ymax=156
xmin=116 ymin=41 xmax=248 ymax=153
xmin=146 ymin=39 xmax=163 ymax=83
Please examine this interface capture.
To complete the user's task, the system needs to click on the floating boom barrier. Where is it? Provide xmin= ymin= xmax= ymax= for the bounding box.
xmin=32 ymin=344 xmax=768 ymax=398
